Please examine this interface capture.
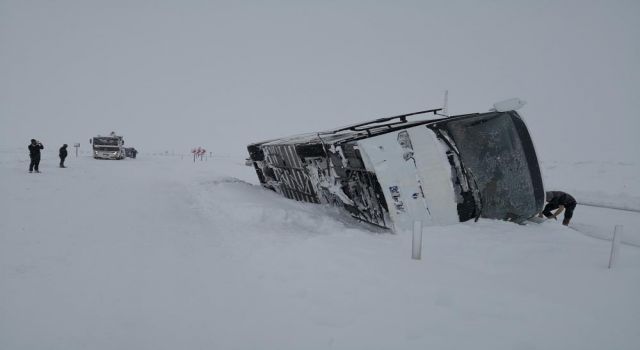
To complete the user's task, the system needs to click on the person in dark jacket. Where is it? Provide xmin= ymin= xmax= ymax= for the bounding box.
xmin=539 ymin=191 xmax=577 ymax=226
xmin=28 ymin=139 xmax=44 ymax=173
xmin=59 ymin=144 xmax=68 ymax=168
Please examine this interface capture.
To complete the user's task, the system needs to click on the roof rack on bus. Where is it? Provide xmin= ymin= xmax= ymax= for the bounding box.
xmin=325 ymin=108 xmax=443 ymax=135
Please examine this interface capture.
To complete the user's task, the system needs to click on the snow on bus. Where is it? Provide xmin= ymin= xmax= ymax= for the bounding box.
xmin=247 ymin=103 xmax=544 ymax=232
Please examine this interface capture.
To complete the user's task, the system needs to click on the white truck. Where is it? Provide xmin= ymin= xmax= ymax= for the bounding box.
xmin=90 ymin=132 xmax=126 ymax=159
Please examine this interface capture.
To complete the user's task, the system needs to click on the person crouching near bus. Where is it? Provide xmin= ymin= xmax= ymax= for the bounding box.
xmin=539 ymin=191 xmax=577 ymax=226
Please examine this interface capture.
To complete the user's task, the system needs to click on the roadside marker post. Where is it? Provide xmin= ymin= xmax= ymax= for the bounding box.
xmin=608 ymin=225 xmax=623 ymax=269
xmin=74 ymin=143 xmax=80 ymax=157
xmin=412 ymin=220 xmax=423 ymax=260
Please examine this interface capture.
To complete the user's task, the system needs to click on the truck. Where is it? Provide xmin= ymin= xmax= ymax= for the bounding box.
xmin=246 ymin=100 xmax=544 ymax=231
xmin=90 ymin=132 xmax=126 ymax=160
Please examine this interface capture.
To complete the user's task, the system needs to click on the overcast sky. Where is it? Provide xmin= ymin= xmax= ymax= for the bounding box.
xmin=1 ymin=0 xmax=639 ymax=162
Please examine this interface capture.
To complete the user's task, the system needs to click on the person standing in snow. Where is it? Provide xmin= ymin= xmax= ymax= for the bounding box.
xmin=59 ymin=144 xmax=68 ymax=168
xmin=28 ymin=139 xmax=44 ymax=173
xmin=539 ymin=191 xmax=577 ymax=226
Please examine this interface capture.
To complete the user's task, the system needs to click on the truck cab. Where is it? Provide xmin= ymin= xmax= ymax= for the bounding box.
xmin=91 ymin=134 xmax=125 ymax=159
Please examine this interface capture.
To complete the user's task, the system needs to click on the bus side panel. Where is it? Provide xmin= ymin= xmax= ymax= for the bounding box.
xmin=407 ymin=126 xmax=459 ymax=226
xmin=358 ymin=130 xmax=435 ymax=232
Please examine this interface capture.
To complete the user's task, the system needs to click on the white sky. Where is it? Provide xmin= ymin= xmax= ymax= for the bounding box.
xmin=1 ymin=0 xmax=639 ymax=161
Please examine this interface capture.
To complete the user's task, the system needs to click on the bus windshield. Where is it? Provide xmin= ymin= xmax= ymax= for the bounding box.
xmin=93 ymin=137 xmax=120 ymax=146
xmin=441 ymin=112 xmax=544 ymax=222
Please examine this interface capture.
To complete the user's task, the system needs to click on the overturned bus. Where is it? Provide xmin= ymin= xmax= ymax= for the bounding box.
xmin=247 ymin=104 xmax=544 ymax=231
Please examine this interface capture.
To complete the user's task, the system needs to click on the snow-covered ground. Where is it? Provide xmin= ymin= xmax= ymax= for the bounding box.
xmin=1 ymin=147 xmax=639 ymax=350
xmin=542 ymin=160 xmax=640 ymax=212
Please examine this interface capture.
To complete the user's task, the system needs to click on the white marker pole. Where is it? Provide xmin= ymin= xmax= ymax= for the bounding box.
xmin=412 ymin=220 xmax=423 ymax=260
xmin=608 ymin=225 xmax=623 ymax=269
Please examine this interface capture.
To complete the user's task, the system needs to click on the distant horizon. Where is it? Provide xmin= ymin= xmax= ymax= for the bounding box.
xmin=2 ymin=1 xmax=639 ymax=163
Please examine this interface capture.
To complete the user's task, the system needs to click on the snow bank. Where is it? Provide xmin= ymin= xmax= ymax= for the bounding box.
xmin=1 ymin=150 xmax=639 ymax=350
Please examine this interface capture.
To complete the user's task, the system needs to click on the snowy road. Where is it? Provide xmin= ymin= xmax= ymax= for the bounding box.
xmin=1 ymin=149 xmax=639 ymax=350
xmin=570 ymin=205 xmax=640 ymax=247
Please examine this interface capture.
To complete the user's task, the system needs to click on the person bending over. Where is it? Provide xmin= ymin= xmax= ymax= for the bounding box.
xmin=539 ymin=191 xmax=577 ymax=226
